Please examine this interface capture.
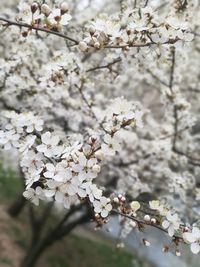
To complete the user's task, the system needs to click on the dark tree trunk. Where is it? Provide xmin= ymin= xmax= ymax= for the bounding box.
xmin=20 ymin=242 xmax=47 ymax=267
xmin=19 ymin=208 xmax=92 ymax=267
xmin=7 ymin=195 xmax=26 ymax=217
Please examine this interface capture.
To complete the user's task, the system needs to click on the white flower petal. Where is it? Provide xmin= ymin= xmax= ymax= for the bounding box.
xmin=191 ymin=243 xmax=200 ymax=254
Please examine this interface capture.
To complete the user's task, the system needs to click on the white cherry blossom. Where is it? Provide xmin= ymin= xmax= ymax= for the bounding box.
xmin=162 ymin=211 xmax=180 ymax=237
xmin=48 ymin=8 xmax=72 ymax=26
xmin=101 ymin=134 xmax=121 ymax=156
xmin=37 ymin=132 xmax=62 ymax=158
xmin=183 ymin=227 xmax=200 ymax=254
xmin=23 ymin=187 xmax=46 ymax=206
xmin=93 ymin=197 xmax=112 ymax=218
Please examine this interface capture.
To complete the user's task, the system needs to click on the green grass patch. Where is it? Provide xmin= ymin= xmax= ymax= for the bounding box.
xmin=15 ymin=237 xmax=29 ymax=250
xmin=0 ymin=257 xmax=13 ymax=265
xmin=0 ymin=164 xmax=22 ymax=201
xmin=46 ymin=234 xmax=143 ymax=267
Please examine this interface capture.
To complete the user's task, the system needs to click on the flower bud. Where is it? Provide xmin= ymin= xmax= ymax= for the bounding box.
xmin=183 ymin=226 xmax=189 ymax=232
xmin=121 ymin=196 xmax=126 ymax=202
xmin=92 ymin=164 xmax=101 ymax=173
xmin=31 ymin=2 xmax=38 ymax=14
xmin=118 ymin=194 xmax=123 ymax=199
xmin=95 ymin=213 xmax=100 ymax=219
xmin=94 ymin=42 xmax=100 ymax=49
xmin=78 ymin=41 xmax=88 ymax=52
xmin=116 ymin=242 xmax=124 ymax=248
xmin=126 ymin=29 xmax=131 ymax=35
xmin=89 ymin=25 xmax=96 ymax=34
xmin=22 ymin=31 xmax=28 ymax=37
xmin=88 ymin=135 xmax=97 ymax=145
xmin=129 ymin=221 xmax=137 ymax=228
xmin=95 ymin=150 xmax=104 ymax=161
xmin=151 ymin=218 xmax=157 ymax=224
xmin=176 ymin=250 xmax=181 ymax=257
xmin=144 ymin=214 xmax=151 ymax=222
xmin=41 ymin=4 xmax=51 ymax=16
xmin=143 ymin=239 xmax=151 ymax=247
xmin=162 ymin=246 xmax=169 ymax=253
xmin=113 ymin=197 xmax=119 ymax=204
xmin=61 ymin=2 xmax=69 ymax=12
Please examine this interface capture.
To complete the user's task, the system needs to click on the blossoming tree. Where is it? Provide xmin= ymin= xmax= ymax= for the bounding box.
xmin=0 ymin=0 xmax=200 ymax=266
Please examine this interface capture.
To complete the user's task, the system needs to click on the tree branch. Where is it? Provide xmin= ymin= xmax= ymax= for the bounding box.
xmin=112 ymin=209 xmax=184 ymax=242
xmin=0 ymin=17 xmax=79 ymax=44
xmin=86 ymin=58 xmax=121 ymax=72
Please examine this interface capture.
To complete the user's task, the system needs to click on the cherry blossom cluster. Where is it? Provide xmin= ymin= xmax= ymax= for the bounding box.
xmin=79 ymin=5 xmax=194 ymax=51
xmin=109 ymin=197 xmax=200 ymax=255
xmin=16 ymin=1 xmax=71 ymax=35
xmin=0 ymin=111 xmax=43 ymax=150
xmin=0 ymin=111 xmax=104 ymax=211
xmin=0 ymin=97 xmax=143 ymax=217
xmin=100 ymin=97 xmax=143 ymax=156
xmin=22 ymin=132 xmax=105 ymax=210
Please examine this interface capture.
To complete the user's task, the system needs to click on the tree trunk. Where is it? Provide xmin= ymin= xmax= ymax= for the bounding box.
xmin=20 ymin=210 xmax=91 ymax=267
xmin=7 ymin=195 xmax=26 ymax=217
xmin=20 ymin=241 xmax=47 ymax=267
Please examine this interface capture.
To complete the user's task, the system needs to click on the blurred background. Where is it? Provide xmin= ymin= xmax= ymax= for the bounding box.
xmin=1 ymin=0 xmax=200 ymax=266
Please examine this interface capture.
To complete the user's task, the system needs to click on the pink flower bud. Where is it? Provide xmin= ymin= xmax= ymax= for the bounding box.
xmin=31 ymin=2 xmax=38 ymax=14
xmin=151 ymin=218 xmax=157 ymax=224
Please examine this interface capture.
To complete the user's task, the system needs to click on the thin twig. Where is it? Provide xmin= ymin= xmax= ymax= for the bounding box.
xmin=144 ymin=0 xmax=149 ymax=7
xmin=86 ymin=58 xmax=121 ymax=72
xmin=168 ymin=49 xmax=200 ymax=166
xmin=112 ymin=209 xmax=184 ymax=242
xmin=75 ymin=82 xmax=108 ymax=133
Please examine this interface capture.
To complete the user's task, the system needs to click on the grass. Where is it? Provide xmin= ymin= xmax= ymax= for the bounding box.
xmin=0 ymin=164 xmax=23 ymax=201
xmin=0 ymin=257 xmax=13 ymax=266
xmin=45 ymin=234 xmax=142 ymax=267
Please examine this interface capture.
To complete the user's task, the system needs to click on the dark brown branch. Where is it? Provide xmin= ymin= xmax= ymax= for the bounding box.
xmin=7 ymin=194 xmax=26 ymax=217
xmin=112 ymin=209 xmax=184 ymax=242
xmin=50 ymin=211 xmax=92 ymax=244
xmin=86 ymin=58 xmax=121 ymax=72
xmin=38 ymin=202 xmax=54 ymax=225
xmin=168 ymin=49 xmax=200 ymax=166
xmin=0 ymin=17 xmax=79 ymax=44
xmin=115 ymin=153 xmax=151 ymax=167
xmin=50 ymin=203 xmax=84 ymax=236
xmin=159 ymin=126 xmax=189 ymax=140
xmin=172 ymin=107 xmax=200 ymax=166
xmin=0 ymin=17 xmax=181 ymax=51
xmin=169 ymin=48 xmax=175 ymax=92
xmin=144 ymin=0 xmax=149 ymax=7
xmin=75 ymin=82 xmax=108 ymax=133
xmin=20 ymin=207 xmax=92 ymax=267
xmin=145 ymin=68 xmax=169 ymax=88
xmin=104 ymin=42 xmax=155 ymax=49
